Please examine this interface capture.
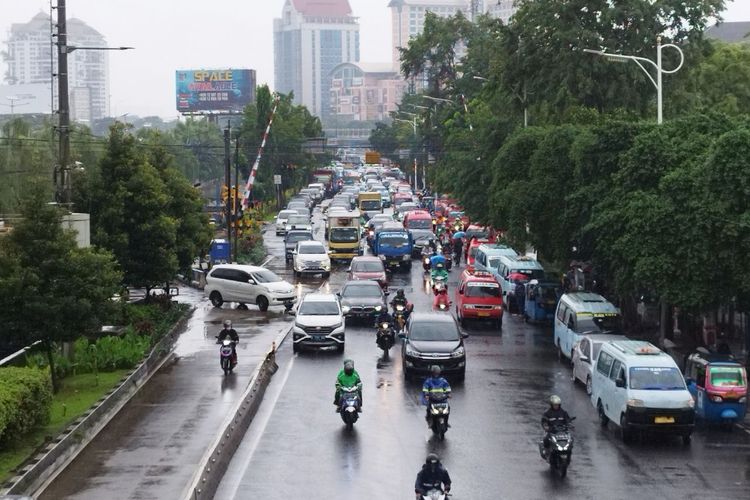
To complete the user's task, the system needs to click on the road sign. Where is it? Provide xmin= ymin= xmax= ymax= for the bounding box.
xmin=273 ymin=175 xmax=282 ymax=185
xmin=398 ymin=149 xmax=410 ymax=159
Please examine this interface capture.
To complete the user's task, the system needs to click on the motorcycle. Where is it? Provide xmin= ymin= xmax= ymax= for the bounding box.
xmin=427 ymin=393 xmax=450 ymax=440
xmin=538 ymin=418 xmax=575 ymax=478
xmin=421 ymin=487 xmax=450 ymax=500
xmin=422 ymin=249 xmax=434 ymax=272
xmin=216 ymin=339 xmax=237 ymax=375
xmin=443 ymin=251 xmax=453 ymax=271
xmin=393 ymin=303 xmax=408 ymax=332
xmin=338 ymin=386 xmax=361 ymax=430
xmin=431 ymin=268 xmax=449 ymax=295
xmin=433 ymin=290 xmax=450 ymax=311
xmin=376 ymin=321 xmax=395 ymax=356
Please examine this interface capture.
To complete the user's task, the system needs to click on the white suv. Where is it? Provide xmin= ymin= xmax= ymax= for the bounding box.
xmin=205 ymin=264 xmax=296 ymax=312
xmin=291 ymin=293 xmax=345 ymax=353
xmin=275 ymin=210 xmax=298 ymax=235
xmin=292 ymin=240 xmax=331 ymax=278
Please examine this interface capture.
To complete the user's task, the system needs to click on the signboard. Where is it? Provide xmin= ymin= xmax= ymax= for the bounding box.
xmin=273 ymin=175 xmax=282 ymax=185
xmin=365 ymin=151 xmax=381 ymax=164
xmin=176 ymin=69 xmax=256 ymax=113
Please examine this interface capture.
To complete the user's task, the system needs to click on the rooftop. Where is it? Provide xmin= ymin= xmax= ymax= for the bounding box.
xmin=292 ymin=0 xmax=352 ymax=17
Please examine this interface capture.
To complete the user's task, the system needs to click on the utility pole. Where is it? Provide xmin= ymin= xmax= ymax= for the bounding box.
xmin=223 ymin=124 xmax=232 ymax=259
xmin=233 ymin=135 xmax=240 ymax=263
xmin=56 ymin=0 xmax=71 ymax=206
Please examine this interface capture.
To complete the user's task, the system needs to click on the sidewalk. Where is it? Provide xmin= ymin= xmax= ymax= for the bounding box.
xmin=37 ymin=298 xmax=293 ymax=500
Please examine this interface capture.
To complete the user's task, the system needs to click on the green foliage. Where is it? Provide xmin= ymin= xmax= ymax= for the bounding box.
xmin=0 ymin=367 xmax=52 ymax=445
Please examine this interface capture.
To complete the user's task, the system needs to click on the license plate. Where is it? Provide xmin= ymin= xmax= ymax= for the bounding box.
xmin=314 ymin=336 xmax=325 ymax=341
xmin=654 ymin=416 xmax=675 ymax=424
xmin=477 ymin=312 xmax=490 ymax=317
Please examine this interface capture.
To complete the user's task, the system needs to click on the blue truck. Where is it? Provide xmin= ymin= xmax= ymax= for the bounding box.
xmin=373 ymin=228 xmax=413 ymax=271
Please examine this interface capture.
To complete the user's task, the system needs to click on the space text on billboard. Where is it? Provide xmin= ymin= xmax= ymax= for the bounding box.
xmin=175 ymin=69 xmax=256 ymax=113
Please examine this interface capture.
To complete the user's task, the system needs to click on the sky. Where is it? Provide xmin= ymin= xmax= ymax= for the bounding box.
xmin=1 ymin=0 xmax=749 ymax=119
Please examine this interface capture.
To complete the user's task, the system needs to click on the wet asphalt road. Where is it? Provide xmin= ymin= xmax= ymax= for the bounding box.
xmin=215 ymin=207 xmax=750 ymax=500
xmin=38 ymin=279 xmax=299 ymax=499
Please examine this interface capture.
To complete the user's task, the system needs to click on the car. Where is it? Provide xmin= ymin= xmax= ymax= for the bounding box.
xmin=395 ymin=202 xmax=419 ymax=221
xmin=284 ymin=230 xmax=313 ymax=262
xmin=572 ymin=333 xmax=624 ymax=395
xmin=337 ymin=280 xmax=388 ymax=322
xmin=291 ymin=293 xmax=345 ymax=353
xmin=275 ymin=209 xmax=298 ymax=235
xmin=409 ymin=229 xmax=437 ymax=257
xmin=205 ymin=264 xmax=296 ymax=312
xmin=286 ymin=214 xmax=313 ymax=233
xmin=403 ymin=210 xmax=433 ymax=230
xmin=591 ymin=340 xmax=695 ymax=444
xmin=455 ymin=268 xmax=503 ymax=328
xmin=348 ymin=256 xmax=387 ymax=288
xmin=292 ymin=240 xmax=331 ymax=278
xmin=554 ymin=292 xmax=622 ymax=362
xmin=400 ymin=312 xmax=468 ymax=382
xmin=286 ymin=202 xmax=310 ymax=216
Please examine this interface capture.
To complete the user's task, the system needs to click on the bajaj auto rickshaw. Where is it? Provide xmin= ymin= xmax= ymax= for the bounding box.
xmin=523 ymin=280 xmax=560 ymax=323
xmin=684 ymin=350 xmax=747 ymax=429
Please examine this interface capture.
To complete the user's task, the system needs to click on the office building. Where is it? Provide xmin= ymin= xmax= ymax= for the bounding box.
xmin=274 ymin=0 xmax=360 ymax=120
xmin=328 ymin=62 xmax=406 ymax=123
xmin=3 ymin=12 xmax=109 ymax=123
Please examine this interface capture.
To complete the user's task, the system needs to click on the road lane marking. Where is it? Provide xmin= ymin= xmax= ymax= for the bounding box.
xmin=260 ymin=255 xmax=274 ymax=267
xmin=226 ymin=352 xmax=295 ymax=500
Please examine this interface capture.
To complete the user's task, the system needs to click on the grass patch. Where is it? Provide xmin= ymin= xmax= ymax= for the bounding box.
xmin=0 ymin=369 xmax=129 ymax=483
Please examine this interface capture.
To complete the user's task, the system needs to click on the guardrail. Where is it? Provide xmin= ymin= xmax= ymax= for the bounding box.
xmin=184 ymin=340 xmax=280 ymax=500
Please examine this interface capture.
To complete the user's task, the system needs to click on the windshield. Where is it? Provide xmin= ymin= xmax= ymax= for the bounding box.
xmin=352 ymin=261 xmax=384 ymax=272
xmin=342 ymin=285 xmax=382 ymax=298
xmin=407 ymin=219 xmax=433 ymax=230
xmin=278 ymin=211 xmax=296 ymax=219
xmin=252 ymin=269 xmax=282 ymax=283
xmin=286 ymin=233 xmax=312 ymax=243
xmin=709 ymin=366 xmax=746 ymax=387
xmin=449 ymin=211 xmax=464 ymax=218
xmin=576 ymin=314 xmax=621 ymax=334
xmin=539 ymin=286 xmax=559 ymax=301
xmin=511 ymin=268 xmax=545 ymax=281
xmin=629 ymin=367 xmax=685 ymax=390
xmin=299 ymin=300 xmax=340 ymax=316
xmin=330 ymin=227 xmax=359 ymax=242
xmin=410 ymin=321 xmax=460 ymax=341
xmin=465 ymin=283 xmax=501 ymax=298
xmin=379 ymin=233 xmax=409 ymax=247
xmin=288 ymin=216 xmax=310 ymax=225
xmin=361 ymin=200 xmax=381 ymax=210
xmin=467 ymin=231 xmax=489 ymax=239
xmin=299 ymin=244 xmax=326 ymax=255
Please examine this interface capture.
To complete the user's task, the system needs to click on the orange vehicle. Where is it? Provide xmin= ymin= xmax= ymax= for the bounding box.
xmin=455 ymin=267 xmax=503 ymax=328
xmin=403 ymin=210 xmax=434 ymax=230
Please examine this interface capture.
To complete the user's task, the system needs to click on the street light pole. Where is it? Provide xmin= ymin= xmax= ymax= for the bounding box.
xmin=394 ymin=116 xmax=418 ymax=187
xmin=583 ymin=36 xmax=684 ymax=125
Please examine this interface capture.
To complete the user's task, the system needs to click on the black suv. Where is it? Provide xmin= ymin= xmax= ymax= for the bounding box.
xmin=400 ymin=312 xmax=468 ymax=382
xmin=284 ymin=230 xmax=313 ymax=262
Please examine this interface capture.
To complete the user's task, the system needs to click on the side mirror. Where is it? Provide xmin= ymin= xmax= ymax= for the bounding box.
xmin=579 ymin=355 xmax=589 ymax=363
xmin=248 ymin=279 xmax=256 ymax=285
xmin=615 ymin=377 xmax=626 ymax=388
xmin=458 ymin=289 xmax=464 ymax=295
xmin=398 ymin=333 xmax=407 ymax=340
xmin=461 ymin=332 xmax=470 ymax=339
xmin=288 ymin=310 xmax=296 ymax=316
xmin=685 ymin=377 xmax=695 ymax=385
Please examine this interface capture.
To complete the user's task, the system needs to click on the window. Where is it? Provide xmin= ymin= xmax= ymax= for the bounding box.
xmin=709 ymin=366 xmax=744 ymax=387
xmin=342 ymin=284 xmax=382 ymax=298
xmin=609 ymin=360 xmax=622 ymax=382
xmin=352 ymin=261 xmax=384 ymax=273
xmin=410 ymin=321 xmax=459 ymax=341
xmin=298 ymin=244 xmax=326 ymax=255
xmin=579 ymin=339 xmax=589 ymax=358
xmin=556 ymin=304 xmax=567 ymax=322
xmin=597 ymin=352 xmax=614 ymax=376
xmin=251 ymin=269 xmax=282 ymax=283
xmin=298 ymin=300 xmax=339 ymax=316
xmin=629 ymin=367 xmax=685 ymax=390
xmin=464 ymin=283 xmax=501 ymax=298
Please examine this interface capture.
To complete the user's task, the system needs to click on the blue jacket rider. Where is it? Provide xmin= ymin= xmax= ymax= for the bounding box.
xmin=415 ymin=453 xmax=451 ymax=498
xmin=430 ymin=253 xmax=447 ymax=269
xmin=422 ymin=365 xmax=451 ymax=417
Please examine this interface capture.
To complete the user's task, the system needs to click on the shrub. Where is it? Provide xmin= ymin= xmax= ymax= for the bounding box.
xmin=0 ymin=367 xmax=52 ymax=444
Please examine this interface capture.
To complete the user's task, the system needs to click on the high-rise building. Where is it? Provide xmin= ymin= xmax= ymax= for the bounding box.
xmin=274 ymin=0 xmax=360 ymax=121
xmin=3 ymin=12 xmax=109 ymax=123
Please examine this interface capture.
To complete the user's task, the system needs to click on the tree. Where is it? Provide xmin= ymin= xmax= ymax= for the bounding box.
xmin=169 ymin=118 xmax=225 ymax=182
xmin=0 ymin=185 xmax=121 ymax=390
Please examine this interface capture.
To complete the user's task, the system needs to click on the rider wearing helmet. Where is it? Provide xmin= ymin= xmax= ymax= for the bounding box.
xmin=542 ymin=395 xmax=571 ymax=452
xmin=414 ymin=453 xmax=451 ymax=498
xmin=390 ymin=289 xmax=413 ymax=315
xmin=216 ymin=320 xmax=240 ymax=363
xmin=422 ymin=365 xmax=451 ymax=422
xmin=334 ymin=359 xmax=363 ymax=412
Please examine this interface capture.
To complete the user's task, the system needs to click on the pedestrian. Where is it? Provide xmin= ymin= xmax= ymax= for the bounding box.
xmin=514 ymin=280 xmax=526 ymax=315
xmin=452 ymin=237 xmax=463 ymax=266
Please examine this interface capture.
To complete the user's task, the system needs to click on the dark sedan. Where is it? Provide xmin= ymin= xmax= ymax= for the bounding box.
xmin=410 ymin=229 xmax=437 ymax=257
xmin=337 ymin=280 xmax=388 ymax=322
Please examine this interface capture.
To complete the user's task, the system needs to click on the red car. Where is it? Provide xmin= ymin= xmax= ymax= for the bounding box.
xmin=348 ymin=256 xmax=388 ymax=288
xmin=403 ymin=210 xmax=434 ymax=230
xmin=455 ymin=267 xmax=503 ymax=328
xmin=465 ymin=237 xmax=490 ymax=266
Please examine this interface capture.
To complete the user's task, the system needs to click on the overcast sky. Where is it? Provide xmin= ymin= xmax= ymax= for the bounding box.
xmin=1 ymin=0 xmax=749 ymax=119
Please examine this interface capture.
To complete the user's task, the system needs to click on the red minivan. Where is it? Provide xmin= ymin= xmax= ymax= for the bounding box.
xmin=455 ymin=267 xmax=503 ymax=328
xmin=403 ymin=210 xmax=434 ymax=231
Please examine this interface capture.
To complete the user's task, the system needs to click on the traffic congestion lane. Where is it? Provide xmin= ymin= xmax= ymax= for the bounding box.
xmin=216 ymin=219 xmax=750 ymax=499
xmin=38 ymin=299 xmax=294 ymax=500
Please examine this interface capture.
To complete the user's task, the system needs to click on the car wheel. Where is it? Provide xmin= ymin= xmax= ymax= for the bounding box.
xmin=323 ymin=272 xmax=330 ymax=279
xmin=295 ymin=271 xmax=301 ymax=278
xmin=586 ymin=376 xmax=593 ymax=396
xmin=257 ymin=295 xmax=269 ymax=312
xmin=620 ymin=414 xmax=633 ymax=443
xmin=557 ymin=344 xmax=565 ymax=363
xmin=682 ymin=433 xmax=692 ymax=445
xmin=598 ymin=400 xmax=609 ymax=427
xmin=292 ymin=343 xmax=300 ymax=354
xmin=336 ymin=344 xmax=345 ymax=353
xmin=209 ymin=292 xmax=224 ymax=308
xmin=497 ymin=315 xmax=503 ymax=330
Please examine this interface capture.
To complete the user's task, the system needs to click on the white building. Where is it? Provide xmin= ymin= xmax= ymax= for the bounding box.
xmin=3 ymin=12 xmax=109 ymax=123
xmin=274 ymin=0 xmax=360 ymax=120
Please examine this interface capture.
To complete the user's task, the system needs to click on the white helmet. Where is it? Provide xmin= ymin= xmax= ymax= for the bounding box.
xmin=549 ymin=395 xmax=561 ymax=407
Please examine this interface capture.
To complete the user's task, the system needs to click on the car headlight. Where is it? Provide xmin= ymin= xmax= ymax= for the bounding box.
xmin=375 ymin=305 xmax=383 ymax=312
xmin=402 ymin=254 xmax=410 ymax=261
xmin=450 ymin=346 xmax=465 ymax=358
xmin=378 ymin=255 xmax=386 ymax=260
xmin=423 ymin=258 xmax=431 ymax=264
xmin=739 ymin=396 xmax=747 ymax=404
xmin=463 ymin=304 xmax=475 ymax=309
xmin=342 ymin=306 xmax=351 ymax=314
xmin=331 ymin=322 xmax=343 ymax=330
xmin=323 ymin=263 xmax=331 ymax=270
xmin=405 ymin=344 xmax=420 ymax=357
xmin=627 ymin=399 xmax=645 ymax=408
xmin=292 ymin=325 xmax=305 ymax=333
xmin=685 ymin=397 xmax=696 ymax=408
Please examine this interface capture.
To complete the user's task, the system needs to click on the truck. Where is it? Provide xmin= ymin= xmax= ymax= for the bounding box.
xmin=327 ymin=209 xmax=362 ymax=260
xmin=373 ymin=225 xmax=413 ymax=272
xmin=358 ymin=191 xmax=382 ymax=220
xmin=312 ymin=168 xmax=334 ymax=195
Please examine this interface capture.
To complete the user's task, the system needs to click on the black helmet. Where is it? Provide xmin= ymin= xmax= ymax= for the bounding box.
xmin=426 ymin=452 xmax=439 ymax=464
xmin=396 ymin=289 xmax=405 ymax=298
xmin=343 ymin=359 xmax=354 ymax=374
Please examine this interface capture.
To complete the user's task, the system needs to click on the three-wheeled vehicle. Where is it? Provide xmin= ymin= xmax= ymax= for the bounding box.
xmin=684 ymin=349 xmax=747 ymax=429
xmin=523 ymin=279 xmax=561 ymax=323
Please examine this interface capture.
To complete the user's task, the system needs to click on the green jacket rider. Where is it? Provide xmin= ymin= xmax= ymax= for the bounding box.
xmin=334 ymin=359 xmax=363 ymax=411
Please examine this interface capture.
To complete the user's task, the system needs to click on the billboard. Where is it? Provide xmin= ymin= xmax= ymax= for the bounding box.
xmin=175 ymin=69 xmax=255 ymax=113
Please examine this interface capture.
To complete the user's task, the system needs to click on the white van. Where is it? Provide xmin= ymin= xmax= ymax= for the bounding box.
xmin=495 ymin=255 xmax=545 ymax=298
xmin=590 ymin=340 xmax=695 ymax=444
xmin=554 ymin=292 xmax=621 ymax=362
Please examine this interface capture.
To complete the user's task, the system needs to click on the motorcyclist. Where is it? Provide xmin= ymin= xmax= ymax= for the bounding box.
xmin=541 ymin=395 xmax=571 ymax=454
xmin=452 ymin=237 xmax=463 ymax=265
xmin=430 ymin=252 xmax=447 ymax=270
xmin=390 ymin=289 xmax=413 ymax=314
xmin=433 ymin=286 xmax=450 ymax=309
xmin=216 ymin=320 xmax=239 ymax=365
xmin=422 ymin=365 xmax=451 ymax=422
xmin=334 ymin=359 xmax=363 ymax=412
xmin=375 ymin=308 xmax=394 ymax=328
xmin=414 ymin=453 xmax=452 ymax=499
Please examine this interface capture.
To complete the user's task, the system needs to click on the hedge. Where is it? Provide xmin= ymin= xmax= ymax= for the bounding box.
xmin=0 ymin=367 xmax=52 ymax=444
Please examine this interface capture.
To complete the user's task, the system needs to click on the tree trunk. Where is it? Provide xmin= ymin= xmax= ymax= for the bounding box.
xmin=46 ymin=339 xmax=59 ymax=393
